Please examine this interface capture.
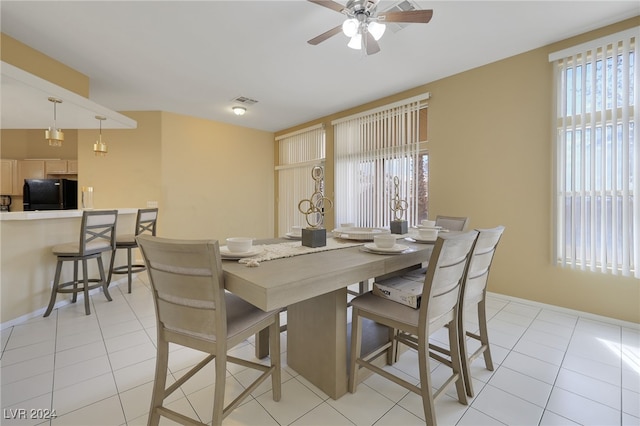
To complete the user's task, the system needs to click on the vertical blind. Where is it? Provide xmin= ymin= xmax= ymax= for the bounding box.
xmin=550 ymin=27 xmax=639 ymax=278
xmin=276 ymin=124 xmax=325 ymax=235
xmin=333 ymin=94 xmax=429 ymax=228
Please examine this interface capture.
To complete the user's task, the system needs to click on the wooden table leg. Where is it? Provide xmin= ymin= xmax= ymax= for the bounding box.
xmin=254 ymin=328 xmax=270 ymax=359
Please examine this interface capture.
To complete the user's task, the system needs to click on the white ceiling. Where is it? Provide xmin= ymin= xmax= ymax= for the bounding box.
xmin=1 ymin=0 xmax=638 ymax=132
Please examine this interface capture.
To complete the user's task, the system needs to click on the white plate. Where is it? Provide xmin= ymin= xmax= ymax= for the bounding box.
xmin=363 ymin=243 xmax=411 ymax=253
xmin=405 ymin=237 xmax=436 ymax=244
xmin=284 ymin=232 xmax=302 ymax=240
xmin=220 ymin=246 xmax=264 ymax=259
xmin=333 ymin=227 xmax=390 ymax=241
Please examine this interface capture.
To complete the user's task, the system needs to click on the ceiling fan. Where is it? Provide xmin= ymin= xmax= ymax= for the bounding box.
xmin=307 ymin=0 xmax=433 ymax=55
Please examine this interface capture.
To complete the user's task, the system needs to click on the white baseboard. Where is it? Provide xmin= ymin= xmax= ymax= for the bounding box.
xmin=487 ymin=291 xmax=640 ymax=330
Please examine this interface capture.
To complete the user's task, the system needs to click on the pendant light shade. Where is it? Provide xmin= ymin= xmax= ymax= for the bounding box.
xmin=45 ymin=97 xmax=64 ymax=147
xmin=93 ymin=115 xmax=108 ymax=156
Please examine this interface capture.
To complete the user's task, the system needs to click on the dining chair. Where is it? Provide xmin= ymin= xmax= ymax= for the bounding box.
xmin=435 ymin=215 xmax=469 ymax=231
xmin=108 ymin=207 xmax=158 ymax=293
xmin=136 ymin=235 xmax=281 ymax=426
xmin=455 ymin=225 xmax=505 ymax=397
xmin=44 ymin=210 xmax=118 ymax=317
xmin=348 ymin=230 xmax=478 ymax=425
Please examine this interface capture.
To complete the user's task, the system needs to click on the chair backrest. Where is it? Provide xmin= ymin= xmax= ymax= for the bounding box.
xmin=79 ymin=210 xmax=118 ymax=256
xmin=136 ymin=235 xmax=226 ymax=345
xmin=419 ymin=230 xmax=478 ymax=331
xmin=435 ymin=215 xmax=469 ymax=231
xmin=135 ymin=208 xmax=158 ymax=237
xmin=464 ymin=226 xmax=505 ymax=304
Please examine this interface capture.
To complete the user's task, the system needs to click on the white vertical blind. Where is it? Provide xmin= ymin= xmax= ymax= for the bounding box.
xmin=333 ymin=94 xmax=428 ymax=228
xmin=550 ymin=27 xmax=638 ymax=278
xmin=276 ymin=124 xmax=325 ymax=235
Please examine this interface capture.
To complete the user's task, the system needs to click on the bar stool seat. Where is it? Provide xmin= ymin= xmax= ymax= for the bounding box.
xmin=44 ymin=210 xmax=118 ymax=317
xmin=108 ymin=208 xmax=158 ymax=293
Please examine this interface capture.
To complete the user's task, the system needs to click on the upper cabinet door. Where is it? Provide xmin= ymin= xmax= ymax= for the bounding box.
xmin=45 ymin=160 xmax=68 ymax=174
xmin=0 ymin=159 xmax=17 ymax=195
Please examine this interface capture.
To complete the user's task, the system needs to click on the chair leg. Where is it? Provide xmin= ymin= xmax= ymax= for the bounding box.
xmin=82 ymin=259 xmax=91 ymax=315
xmin=212 ymin=351 xmax=227 ymax=426
xmin=448 ymin=318 xmax=468 ymax=404
xmin=148 ymin=339 xmax=169 ymax=426
xmin=43 ymin=260 xmax=64 ymax=317
xmin=107 ymin=248 xmax=116 ymax=285
xmin=97 ymin=255 xmax=112 ymax=302
xmin=418 ymin=335 xmax=437 ymax=426
xmin=348 ymin=308 xmax=363 ymax=393
xmin=269 ymin=318 xmax=282 ymax=401
xmin=126 ymin=248 xmax=133 ymax=293
xmin=477 ymin=299 xmax=494 ymax=371
xmin=459 ymin=304 xmax=474 ymax=398
xmin=71 ymin=260 xmax=79 ymax=303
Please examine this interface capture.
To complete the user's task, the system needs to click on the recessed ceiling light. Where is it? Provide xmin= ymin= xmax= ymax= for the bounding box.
xmin=232 ymin=106 xmax=246 ymax=116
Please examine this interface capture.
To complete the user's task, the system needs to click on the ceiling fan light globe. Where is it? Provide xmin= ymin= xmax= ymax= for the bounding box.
xmin=342 ymin=18 xmax=358 ymax=37
xmin=368 ymin=21 xmax=386 ymax=41
xmin=348 ymin=34 xmax=362 ymax=50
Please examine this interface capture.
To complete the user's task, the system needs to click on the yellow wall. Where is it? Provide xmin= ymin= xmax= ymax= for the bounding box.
xmin=1 ymin=129 xmax=78 ymax=159
xmin=78 ymin=110 xmax=275 ymax=241
xmin=276 ymin=17 xmax=640 ymax=323
xmin=0 ymin=33 xmax=90 ymax=97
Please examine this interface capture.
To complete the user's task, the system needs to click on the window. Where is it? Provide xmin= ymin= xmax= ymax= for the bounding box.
xmin=276 ymin=125 xmax=325 ymax=235
xmin=550 ymin=28 xmax=638 ymax=277
xmin=333 ymin=94 xmax=429 ymax=228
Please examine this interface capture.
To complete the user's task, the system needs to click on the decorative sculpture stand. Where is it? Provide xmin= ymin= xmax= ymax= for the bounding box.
xmin=298 ymin=166 xmax=333 ymax=247
xmin=390 ymin=176 xmax=409 ymax=234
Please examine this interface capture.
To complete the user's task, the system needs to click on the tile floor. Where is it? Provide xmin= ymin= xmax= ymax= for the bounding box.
xmin=1 ymin=273 xmax=639 ymax=426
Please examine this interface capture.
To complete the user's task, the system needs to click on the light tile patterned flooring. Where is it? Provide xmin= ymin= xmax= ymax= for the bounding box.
xmin=1 ymin=273 xmax=639 ymax=425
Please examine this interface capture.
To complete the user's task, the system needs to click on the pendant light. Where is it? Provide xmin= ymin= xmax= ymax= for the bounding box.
xmin=93 ymin=115 xmax=108 ymax=156
xmin=45 ymin=97 xmax=64 ymax=147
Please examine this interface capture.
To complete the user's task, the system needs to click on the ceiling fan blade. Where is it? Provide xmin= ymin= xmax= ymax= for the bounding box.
xmin=307 ymin=0 xmax=346 ymax=14
xmin=378 ymin=9 xmax=433 ymax=24
xmin=308 ymin=25 xmax=343 ymax=45
xmin=365 ymin=32 xmax=381 ymax=55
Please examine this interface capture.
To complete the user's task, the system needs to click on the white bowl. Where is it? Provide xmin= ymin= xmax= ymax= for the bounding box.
xmin=374 ymin=234 xmax=397 ymax=249
xmin=226 ymin=237 xmax=253 ymax=253
xmin=418 ymin=228 xmax=438 ymax=240
xmin=421 ymin=220 xmax=436 ymax=228
xmin=290 ymin=225 xmax=303 ymax=236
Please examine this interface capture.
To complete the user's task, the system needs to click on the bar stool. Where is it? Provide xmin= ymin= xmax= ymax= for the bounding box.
xmin=108 ymin=208 xmax=158 ymax=293
xmin=44 ymin=210 xmax=118 ymax=317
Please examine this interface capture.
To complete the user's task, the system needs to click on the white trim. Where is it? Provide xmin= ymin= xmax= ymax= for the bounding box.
xmin=275 ymin=123 xmax=324 ymax=141
xmin=486 ymin=292 xmax=640 ymax=330
xmin=331 ymin=93 xmax=430 ymax=125
xmin=548 ymin=26 xmax=638 ymax=62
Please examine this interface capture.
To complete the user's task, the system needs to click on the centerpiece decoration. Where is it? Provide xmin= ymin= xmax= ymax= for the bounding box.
xmin=298 ymin=166 xmax=333 ymax=247
xmin=390 ymin=176 xmax=408 ymax=234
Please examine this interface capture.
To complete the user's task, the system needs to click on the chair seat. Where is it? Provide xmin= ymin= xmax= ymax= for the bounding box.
xmin=351 ymin=292 xmax=420 ymax=328
xmin=166 ymin=293 xmax=278 ymax=343
xmin=115 ymin=233 xmax=137 ymax=246
xmin=52 ymin=240 xmax=113 ymax=256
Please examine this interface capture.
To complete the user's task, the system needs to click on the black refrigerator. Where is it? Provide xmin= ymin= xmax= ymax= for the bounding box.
xmin=23 ymin=179 xmax=78 ymax=211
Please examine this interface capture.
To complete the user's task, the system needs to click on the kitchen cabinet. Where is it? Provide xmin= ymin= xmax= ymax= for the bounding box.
xmin=17 ymin=160 xmax=45 ymax=192
xmin=67 ymin=160 xmax=78 ymax=174
xmin=1 ymin=159 xmax=17 ymax=195
xmin=44 ymin=159 xmax=68 ymax=174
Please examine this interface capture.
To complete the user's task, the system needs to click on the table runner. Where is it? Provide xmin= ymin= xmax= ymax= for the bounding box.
xmin=238 ymin=238 xmax=363 ymax=265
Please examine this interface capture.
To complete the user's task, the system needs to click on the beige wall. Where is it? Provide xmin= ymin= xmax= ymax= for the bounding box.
xmin=276 ymin=17 xmax=640 ymax=323
xmin=1 ymin=129 xmax=78 ymax=159
xmin=78 ymin=110 xmax=275 ymax=241
xmin=1 ymin=33 xmax=90 ymax=97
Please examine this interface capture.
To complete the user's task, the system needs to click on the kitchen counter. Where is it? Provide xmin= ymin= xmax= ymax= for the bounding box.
xmin=0 ymin=208 xmax=137 ymax=220
xmin=0 ymin=208 xmax=138 ymax=325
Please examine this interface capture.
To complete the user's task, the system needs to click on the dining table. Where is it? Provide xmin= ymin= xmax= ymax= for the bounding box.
xmin=221 ymin=233 xmax=434 ymax=400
